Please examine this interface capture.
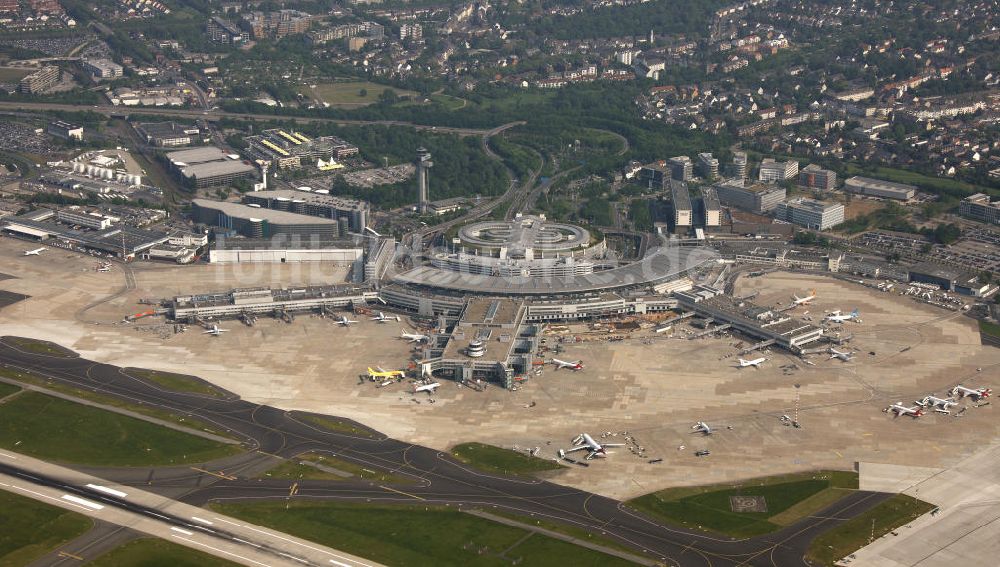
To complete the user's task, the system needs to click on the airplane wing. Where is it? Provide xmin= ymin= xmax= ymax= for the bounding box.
xmin=602 ymin=443 xmax=627 ymax=448
xmin=562 ymin=445 xmax=591 ymax=454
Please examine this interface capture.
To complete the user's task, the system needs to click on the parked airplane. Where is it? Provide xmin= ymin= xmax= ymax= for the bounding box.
xmin=202 ymin=324 xmax=229 ymax=336
xmin=886 ymin=402 xmax=923 ymax=418
xmin=335 ymin=315 xmax=358 ymax=326
xmin=400 ymin=331 xmax=431 ymax=343
xmin=558 ymin=433 xmax=626 ymax=460
xmin=950 ymin=385 xmax=992 ymax=400
xmin=791 ymin=289 xmax=816 ymax=306
xmin=916 ymin=395 xmax=958 ymax=413
xmin=692 ymin=422 xmax=713 ymax=435
xmin=413 ymin=382 xmax=441 ymax=394
xmin=551 ymin=358 xmax=584 ymax=371
xmin=825 ymin=309 xmax=860 ymax=323
xmin=828 ymin=348 xmax=855 ymax=362
xmin=371 ymin=311 xmax=400 ymax=323
xmin=23 ymin=247 xmax=45 ymax=256
xmin=736 ymin=357 xmax=767 ymax=368
xmin=367 ymin=366 xmax=405 ymax=381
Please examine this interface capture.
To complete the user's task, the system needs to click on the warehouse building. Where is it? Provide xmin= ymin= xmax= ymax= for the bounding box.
xmin=713 ymin=179 xmax=786 ymax=213
xmin=242 ymin=189 xmax=368 ymax=232
xmin=47 ymin=120 xmax=83 ymax=141
xmin=844 ymin=176 xmax=916 ymax=201
xmin=907 ymin=262 xmax=990 ymax=296
xmin=192 ymin=199 xmax=340 ymax=239
xmin=775 ymin=198 xmax=845 ymax=230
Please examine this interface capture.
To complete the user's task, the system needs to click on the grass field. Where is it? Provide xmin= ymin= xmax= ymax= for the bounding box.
xmin=291 ymin=412 xmax=378 ymax=439
xmin=0 ymin=489 xmax=92 ymax=567
xmin=0 ymin=392 xmax=241 ymax=467
xmin=0 ymin=68 xmax=29 ymax=83
xmin=628 ymin=471 xmax=859 ymax=538
xmin=806 ymin=494 xmax=935 ymax=566
xmin=306 ymin=81 xmax=417 ymax=107
xmin=209 ymin=501 xmax=637 ymax=567
xmin=88 ymin=538 xmax=242 ymax=567
xmin=123 ymin=368 xmax=227 ymax=398
xmin=0 ymin=367 xmax=240 ymax=441
xmin=0 ymin=382 xmax=19 ymax=399
xmin=842 ymin=164 xmax=994 ymax=197
xmin=260 ymin=452 xmax=415 ymax=484
xmin=3 ymin=337 xmax=76 ymax=358
xmin=450 ymin=442 xmax=565 ymax=476
xmin=979 ymin=320 xmax=1000 ymax=338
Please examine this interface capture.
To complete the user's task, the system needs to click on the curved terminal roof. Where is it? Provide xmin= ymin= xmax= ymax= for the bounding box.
xmin=391 ymin=245 xmax=719 ymax=295
xmin=457 ymin=215 xmax=591 ymax=256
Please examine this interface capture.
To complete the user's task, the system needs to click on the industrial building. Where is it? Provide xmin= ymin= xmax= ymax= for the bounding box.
xmin=135 ymin=122 xmax=200 ymax=147
xmin=844 ymin=176 xmax=916 ymax=201
xmin=668 ymin=156 xmax=693 ymax=181
xmin=758 ymin=158 xmax=799 ymax=182
xmin=700 ymin=187 xmax=721 ymax=227
xmin=675 ymin=286 xmax=823 ymax=351
xmin=242 ymin=190 xmax=369 ymax=232
xmin=166 ymin=147 xmax=256 ymax=188
xmin=47 ymin=120 xmax=83 ymax=141
xmin=775 ymin=198 xmax=845 ymax=230
xmin=907 ymin=262 xmax=990 ymax=296
xmin=244 ymin=129 xmax=358 ymax=170
xmin=207 ymin=236 xmax=367 ymax=264
xmin=713 ymin=179 xmax=787 ymax=213
xmin=697 ymin=152 xmax=719 ymax=180
xmin=671 ymin=181 xmax=693 ymax=228
xmin=191 ymin=199 xmax=340 ymax=239
xmin=798 ymin=164 xmax=837 ymax=191
xmin=959 ymin=194 xmax=1000 ymax=225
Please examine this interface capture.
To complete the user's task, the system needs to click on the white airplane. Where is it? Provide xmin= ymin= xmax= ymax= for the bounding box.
xmin=23 ymin=247 xmax=46 ymax=256
xmin=551 ymin=358 xmax=584 ymax=371
xmin=400 ymin=330 xmax=431 ymax=343
xmin=886 ymin=402 xmax=923 ymax=418
xmin=202 ymin=324 xmax=229 ymax=336
xmin=791 ymin=289 xmax=816 ymax=306
xmin=371 ymin=311 xmax=400 ymax=323
xmin=413 ymin=382 xmax=441 ymax=394
xmin=825 ymin=309 xmax=860 ymax=323
xmin=335 ymin=315 xmax=358 ymax=326
xmin=558 ymin=433 xmax=626 ymax=460
xmin=828 ymin=348 xmax=855 ymax=362
xmin=916 ymin=395 xmax=958 ymax=413
xmin=692 ymin=422 xmax=713 ymax=435
xmin=736 ymin=357 xmax=767 ymax=368
xmin=950 ymin=385 xmax=992 ymax=400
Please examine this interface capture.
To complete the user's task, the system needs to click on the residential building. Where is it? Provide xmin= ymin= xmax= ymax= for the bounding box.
xmin=959 ymin=193 xmax=1000 ymax=225
xmin=47 ymin=120 xmax=83 ymax=141
xmin=758 ymin=158 xmax=799 ymax=182
xmin=730 ymin=151 xmax=748 ymax=180
xmin=668 ymin=156 xmax=693 ymax=181
xmin=798 ymin=164 xmax=837 ymax=191
xmin=843 ymin=176 xmax=916 ymax=201
xmin=18 ymin=66 xmax=59 ymax=94
xmin=697 ymin=152 xmax=719 ymax=180
xmin=399 ymin=23 xmax=422 ymax=40
xmin=207 ymin=16 xmax=246 ymax=44
xmin=713 ymin=179 xmax=787 ymax=213
xmin=775 ymin=198 xmax=845 ymax=230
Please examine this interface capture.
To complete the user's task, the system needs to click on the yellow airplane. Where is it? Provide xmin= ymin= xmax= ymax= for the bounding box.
xmin=367 ymin=367 xmax=405 ymax=380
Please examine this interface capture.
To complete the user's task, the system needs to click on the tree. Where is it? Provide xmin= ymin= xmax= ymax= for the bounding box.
xmin=378 ymin=89 xmax=399 ymax=105
xmin=359 ymin=88 xmax=368 ymax=98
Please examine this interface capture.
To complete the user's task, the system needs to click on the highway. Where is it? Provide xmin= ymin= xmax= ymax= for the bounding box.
xmin=0 ymin=338 xmax=893 ymax=567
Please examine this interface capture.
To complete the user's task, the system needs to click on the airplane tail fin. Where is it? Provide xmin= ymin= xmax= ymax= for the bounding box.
xmin=851 ymin=308 xmax=860 ymax=316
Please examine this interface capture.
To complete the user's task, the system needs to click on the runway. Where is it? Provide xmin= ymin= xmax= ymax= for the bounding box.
xmin=0 ymin=337 xmax=890 ymax=566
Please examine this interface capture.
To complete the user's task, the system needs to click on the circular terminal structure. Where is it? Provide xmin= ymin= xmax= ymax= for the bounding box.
xmin=456 ymin=214 xmax=596 ymax=260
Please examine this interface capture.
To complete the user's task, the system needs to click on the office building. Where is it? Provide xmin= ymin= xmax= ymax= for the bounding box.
xmin=135 ymin=122 xmax=200 ymax=147
xmin=697 ymin=152 xmax=719 ymax=180
xmin=668 ymin=156 xmax=693 ymax=181
xmin=191 ymin=199 xmax=340 ymax=239
xmin=56 ymin=207 xmax=115 ymax=230
xmin=758 ymin=158 xmax=799 ymax=182
xmin=671 ymin=182 xmax=692 ymax=228
xmin=713 ymin=179 xmax=786 ymax=213
xmin=18 ymin=66 xmax=59 ymax=94
xmin=207 ymin=16 xmax=246 ymax=44
xmin=959 ymin=194 xmax=1000 ymax=225
xmin=244 ymin=129 xmax=359 ymax=170
xmin=730 ymin=151 xmax=748 ymax=180
xmin=166 ymin=147 xmax=256 ymax=188
xmin=775 ymin=198 xmax=845 ymax=230
xmin=47 ymin=120 xmax=83 ymax=141
xmin=798 ymin=164 xmax=837 ymax=191
xmin=82 ymin=59 xmax=123 ymax=79
xmin=242 ymin=190 xmax=369 ymax=232
xmin=700 ymin=187 xmax=721 ymax=227
xmin=844 ymin=176 xmax=916 ymax=201
xmin=639 ymin=161 xmax=671 ymax=189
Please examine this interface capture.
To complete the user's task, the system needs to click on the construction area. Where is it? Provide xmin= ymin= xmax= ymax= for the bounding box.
xmin=0 ymin=236 xmax=998 ymax=501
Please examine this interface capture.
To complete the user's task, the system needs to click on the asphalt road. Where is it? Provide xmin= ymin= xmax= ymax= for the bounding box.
xmin=0 ymin=338 xmax=889 ymax=567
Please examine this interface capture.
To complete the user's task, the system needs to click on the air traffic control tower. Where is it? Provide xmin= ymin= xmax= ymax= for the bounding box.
xmin=416 ymin=147 xmax=432 ymax=214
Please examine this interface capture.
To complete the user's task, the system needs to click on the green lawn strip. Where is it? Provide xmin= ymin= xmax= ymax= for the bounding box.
xmin=979 ymin=320 xmax=1000 ymax=338
xmin=450 ymin=442 xmax=565 ymax=476
xmin=123 ymin=367 xmax=227 ymax=398
xmin=0 ymin=489 xmax=92 ymax=567
xmin=291 ymin=412 xmax=379 ymax=439
xmin=842 ymin=164 xmax=992 ymax=197
xmin=0 ymin=367 xmax=240 ymax=441
xmin=806 ymin=494 xmax=935 ymax=567
xmin=208 ymin=501 xmax=636 ymax=567
xmin=0 ymin=382 xmax=20 ymax=399
xmin=3 ymin=337 xmax=77 ymax=358
xmin=627 ymin=471 xmax=858 ymax=538
xmin=305 ymin=81 xmax=416 ymax=106
xmin=87 ymin=537 xmax=243 ymax=567
xmin=768 ymin=487 xmax=854 ymax=527
xmin=0 ymin=68 xmax=29 ymax=82
xmin=259 ymin=452 xmax=417 ymax=484
xmin=0 ymin=391 xmax=241 ymax=467
xmin=477 ymin=508 xmax=645 ymax=556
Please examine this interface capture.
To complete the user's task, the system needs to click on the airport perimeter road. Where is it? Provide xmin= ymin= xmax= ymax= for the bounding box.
xmin=0 ymin=341 xmax=890 ymax=567
xmin=0 ymin=451 xmax=380 ymax=567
